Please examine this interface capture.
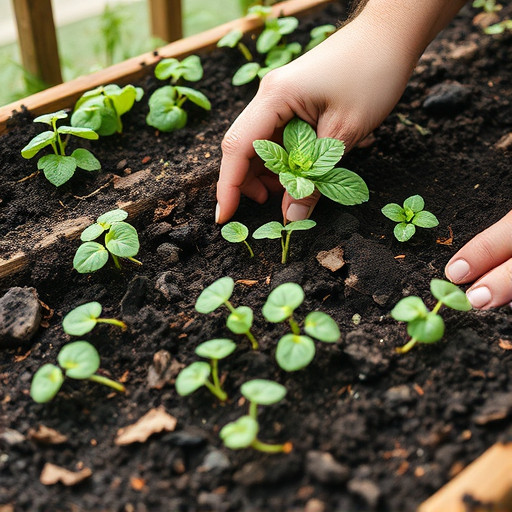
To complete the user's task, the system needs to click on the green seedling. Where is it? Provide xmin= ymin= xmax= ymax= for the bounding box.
xmin=305 ymin=24 xmax=336 ymax=51
xmin=217 ymin=29 xmax=253 ymax=62
xmin=20 ymin=110 xmax=100 ymax=186
xmin=221 ymin=222 xmax=254 ymax=257
xmin=484 ymin=19 xmax=512 ymax=34
xmin=382 ymin=195 xmax=439 ymax=242
xmin=257 ymin=15 xmax=299 ymax=54
xmin=71 ymin=84 xmax=144 ymax=136
xmin=220 ymin=379 xmax=292 ymax=453
xmin=30 ymin=341 xmax=125 ymax=403
xmin=253 ymin=118 xmax=368 ymax=206
xmin=146 ymin=55 xmax=211 ymax=132
xmin=253 ymin=219 xmax=316 ymax=264
xmin=195 ymin=277 xmax=258 ymax=349
xmin=73 ymin=208 xmax=141 ymax=273
xmin=262 ymin=282 xmax=340 ymax=371
xmin=391 ymin=279 xmax=472 ymax=354
xmin=472 ymin=0 xmax=502 ymax=13
xmin=63 ymin=301 xmax=126 ymax=336
xmin=176 ymin=338 xmax=236 ymax=401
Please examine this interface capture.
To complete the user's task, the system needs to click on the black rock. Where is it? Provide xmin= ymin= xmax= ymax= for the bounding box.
xmin=120 ymin=276 xmax=150 ymax=319
xmin=423 ymin=81 xmax=471 ymax=115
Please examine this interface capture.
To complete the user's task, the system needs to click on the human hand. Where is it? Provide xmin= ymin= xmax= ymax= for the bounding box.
xmin=445 ymin=211 xmax=512 ymax=309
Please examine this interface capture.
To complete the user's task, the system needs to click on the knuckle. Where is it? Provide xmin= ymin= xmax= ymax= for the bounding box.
xmin=221 ymin=129 xmax=242 ymax=154
xmin=473 ymin=232 xmax=498 ymax=264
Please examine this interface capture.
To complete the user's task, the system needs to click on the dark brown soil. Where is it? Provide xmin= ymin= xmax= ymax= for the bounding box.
xmin=1 ymin=2 xmax=512 ymax=511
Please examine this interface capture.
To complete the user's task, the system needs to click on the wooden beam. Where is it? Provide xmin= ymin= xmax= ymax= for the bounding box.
xmin=12 ymin=0 xmax=62 ymax=87
xmin=148 ymin=0 xmax=183 ymax=43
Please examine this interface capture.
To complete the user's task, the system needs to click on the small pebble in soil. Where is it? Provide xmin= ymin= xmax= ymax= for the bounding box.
xmin=162 ymin=429 xmax=207 ymax=447
xmin=347 ymin=478 xmax=381 ymax=509
xmin=155 ymin=272 xmax=183 ymax=302
xmin=199 ymin=449 xmax=231 ymax=473
xmin=120 ymin=276 xmax=150 ymax=320
xmin=473 ymin=392 xmax=512 ymax=425
xmin=305 ymin=451 xmax=350 ymax=484
xmin=0 ymin=287 xmax=41 ymax=346
xmin=156 ymin=243 xmax=181 ymax=264
xmin=423 ymin=80 xmax=471 ymax=115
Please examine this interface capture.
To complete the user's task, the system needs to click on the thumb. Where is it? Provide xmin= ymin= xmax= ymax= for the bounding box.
xmin=282 ymin=190 xmax=321 ymax=223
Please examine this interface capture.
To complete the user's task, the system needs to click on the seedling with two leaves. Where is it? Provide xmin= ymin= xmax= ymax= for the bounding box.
xmin=30 ymin=341 xmax=125 ymax=403
xmin=73 ymin=208 xmax=141 ymax=273
xmin=195 ymin=277 xmax=258 ymax=350
xmin=21 ymin=110 xmax=101 ymax=186
xmin=71 ymin=84 xmax=144 ymax=135
xmin=63 ymin=302 xmax=126 ymax=336
xmin=221 ymin=222 xmax=255 ymax=257
xmin=254 ymin=118 xmax=368 ymax=207
xmin=381 ymin=195 xmax=438 ymax=242
xmin=263 ymin=282 xmax=340 ymax=371
xmin=176 ymin=338 xmax=236 ymax=401
xmin=146 ymin=55 xmax=211 ymax=132
xmin=220 ymin=379 xmax=292 ymax=453
xmin=391 ymin=279 xmax=472 ymax=354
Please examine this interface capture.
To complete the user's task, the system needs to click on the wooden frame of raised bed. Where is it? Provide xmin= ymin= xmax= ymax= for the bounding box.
xmin=1 ymin=0 xmax=510 ymax=509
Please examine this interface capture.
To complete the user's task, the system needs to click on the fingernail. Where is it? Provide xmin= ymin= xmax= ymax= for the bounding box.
xmin=445 ymin=259 xmax=470 ymax=283
xmin=215 ymin=203 xmax=220 ymax=223
xmin=466 ymin=286 xmax=492 ymax=308
xmin=286 ymin=203 xmax=309 ymax=222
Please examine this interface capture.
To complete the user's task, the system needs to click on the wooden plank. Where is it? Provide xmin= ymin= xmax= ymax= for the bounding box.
xmin=148 ymin=0 xmax=183 ymax=42
xmin=0 ymin=0 xmax=333 ymax=133
xmin=418 ymin=443 xmax=512 ymax=512
xmin=12 ymin=0 xmax=62 ymax=87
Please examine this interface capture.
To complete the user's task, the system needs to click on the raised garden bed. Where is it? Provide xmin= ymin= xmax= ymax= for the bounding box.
xmin=1 ymin=1 xmax=512 ymax=511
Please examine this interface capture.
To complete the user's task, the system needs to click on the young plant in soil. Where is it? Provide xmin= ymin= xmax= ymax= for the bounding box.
xmin=220 ymin=379 xmax=292 ymax=453
xmin=253 ymin=118 xmax=368 ymax=206
xmin=381 ymin=195 xmax=439 ymax=242
xmin=146 ymin=55 xmax=211 ymax=132
xmin=305 ymin=24 xmax=336 ymax=51
xmin=175 ymin=338 xmax=236 ymax=401
xmin=71 ymin=84 xmax=144 ymax=135
xmin=221 ymin=221 xmax=254 ymax=257
xmin=73 ymin=208 xmax=141 ymax=273
xmin=391 ymin=278 xmax=472 ymax=354
xmin=195 ymin=277 xmax=259 ymax=350
xmin=262 ymin=282 xmax=340 ymax=371
xmin=20 ymin=110 xmax=101 ymax=186
xmin=30 ymin=341 xmax=125 ymax=403
xmin=253 ymin=219 xmax=316 ymax=264
xmin=63 ymin=302 xmax=126 ymax=336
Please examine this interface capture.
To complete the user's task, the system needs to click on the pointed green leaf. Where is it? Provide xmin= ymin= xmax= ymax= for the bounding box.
xmin=71 ymin=148 xmax=101 ymax=171
xmin=232 ymin=62 xmax=261 ymax=86
xmin=403 ymin=195 xmax=424 ymax=213
xmin=227 ymin=306 xmax=253 ymax=334
xmin=262 ymin=282 xmax=304 ymax=322
xmin=195 ymin=277 xmax=234 ymax=313
xmin=284 ymin=220 xmax=316 ymax=232
xmin=21 ymin=131 xmax=56 ymax=159
xmin=252 ymin=221 xmax=284 ymax=240
xmin=276 ymin=334 xmax=316 ymax=371
xmin=394 ymin=222 xmax=416 ymax=242
xmin=80 ymin=223 xmax=105 ymax=242
xmin=307 ymin=137 xmax=345 ymax=175
xmin=175 ymin=361 xmax=211 ymax=396
xmin=38 ymin=154 xmax=77 ymax=186
xmin=241 ymin=379 xmax=286 ymax=405
xmin=412 ymin=211 xmax=439 ymax=228
xmin=391 ymin=296 xmax=429 ymax=322
xmin=195 ymin=338 xmax=236 ymax=360
xmin=221 ymin=222 xmax=249 ymax=243
xmin=313 ymin=168 xmax=369 ymax=205
xmin=58 ymin=341 xmax=100 ymax=379
xmin=218 ymin=29 xmax=243 ymax=48
xmin=105 ymin=222 xmax=140 ymax=258
xmin=57 ymin=126 xmax=99 ymax=140
xmin=283 ymin=118 xmax=316 ymax=155
xmin=174 ymin=86 xmax=211 ymax=110
xmin=253 ymin=140 xmax=289 ymax=174
xmin=280 ymin=173 xmax=315 ymax=199
xmin=430 ymin=279 xmax=472 ymax=311
xmin=62 ymin=302 xmax=102 ymax=336
xmin=220 ymin=416 xmax=258 ymax=449
xmin=304 ymin=311 xmax=340 ymax=342
xmin=382 ymin=203 xmax=406 ymax=222
xmin=33 ymin=110 xmax=68 ymax=125
xmin=407 ymin=313 xmax=445 ymax=343
xmin=73 ymin=242 xmax=109 ymax=273
xmin=30 ymin=364 xmax=64 ymax=403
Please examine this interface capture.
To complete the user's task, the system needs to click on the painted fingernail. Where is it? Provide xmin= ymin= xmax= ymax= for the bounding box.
xmin=445 ymin=259 xmax=470 ymax=282
xmin=466 ymin=286 xmax=492 ymax=308
xmin=215 ymin=203 xmax=220 ymax=223
xmin=286 ymin=203 xmax=309 ymax=222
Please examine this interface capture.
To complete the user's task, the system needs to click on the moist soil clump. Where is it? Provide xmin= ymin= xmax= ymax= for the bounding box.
xmin=1 ymin=2 xmax=512 ymax=511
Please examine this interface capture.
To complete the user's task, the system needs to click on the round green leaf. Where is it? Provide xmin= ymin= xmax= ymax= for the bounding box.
xmin=403 ymin=195 xmax=425 ymax=213
xmin=154 ymin=58 xmax=180 ymax=80
xmin=217 ymin=29 xmax=243 ymax=48
xmin=283 ymin=118 xmax=316 ymax=156
xmin=179 ymin=55 xmax=204 ymax=82
xmin=252 ymin=140 xmax=289 ymax=174
xmin=407 ymin=313 xmax=445 ymax=343
xmin=62 ymin=302 xmax=102 ymax=336
xmin=265 ymin=47 xmax=293 ymax=68
xmin=412 ymin=211 xmax=439 ymax=228
xmin=310 ymin=24 xmax=336 ymax=39
xmin=71 ymin=148 xmax=101 ymax=171
xmin=262 ymin=282 xmax=304 ymax=322
xmin=252 ymin=221 xmax=284 ymax=240
xmin=80 ymin=223 xmax=105 ymax=242
xmin=276 ymin=334 xmax=316 ymax=371
xmin=284 ymin=220 xmax=316 ymax=232
xmin=175 ymin=361 xmax=211 ymax=396
xmin=430 ymin=279 xmax=472 ymax=311
xmin=21 ymin=131 xmax=56 ymax=159
xmin=174 ymin=86 xmax=211 ymax=111
xmin=280 ymin=173 xmax=315 ymax=200
xmin=195 ymin=338 xmax=236 ymax=360
xmin=147 ymin=104 xmax=187 ymax=132
xmin=221 ymin=222 xmax=249 ymax=243
xmin=37 ymin=154 xmax=77 ymax=187
xmin=73 ymin=242 xmax=109 ymax=273
xmin=277 ymin=16 xmax=299 ymax=35
xmin=195 ymin=277 xmax=234 ymax=313
xmin=71 ymin=106 xmax=103 ymax=132
xmin=226 ymin=306 xmax=253 ymax=334
xmin=256 ymin=28 xmax=282 ymax=53
xmin=97 ymin=209 xmax=128 ymax=227
xmin=220 ymin=415 xmax=258 ymax=450
xmin=33 ymin=110 xmax=68 ymax=125
xmin=58 ymin=341 xmax=100 ymax=379
xmin=394 ymin=222 xmax=416 ymax=242
xmin=314 ymin=168 xmax=369 ymax=205
xmin=241 ymin=379 xmax=286 ymax=405
xmin=105 ymin=222 xmax=140 ymax=258
xmin=308 ymin=137 xmax=345 ymax=175
xmin=391 ymin=296 xmax=429 ymax=322
xmin=381 ymin=203 xmax=406 ymax=222
xmin=304 ymin=311 xmax=340 ymax=342
xmin=30 ymin=364 xmax=64 ymax=403
xmin=57 ymin=126 xmax=99 ymax=140
xmin=232 ymin=62 xmax=261 ymax=86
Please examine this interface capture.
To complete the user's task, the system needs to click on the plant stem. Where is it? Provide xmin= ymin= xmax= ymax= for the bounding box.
xmin=245 ymin=330 xmax=259 ymax=350
xmin=432 ymin=300 xmax=443 ymax=314
xmin=225 ymin=301 xmax=236 ymax=314
xmin=289 ymin=316 xmax=301 ymax=335
xmin=88 ymin=374 xmax=126 ymax=393
xmin=396 ymin=337 xmax=418 ymax=354
xmin=211 ymin=359 xmax=221 ymax=391
xmin=127 ymin=256 xmax=143 ymax=265
xmin=282 ymin=231 xmax=292 ymax=264
xmin=249 ymin=401 xmax=258 ymax=420
xmin=111 ymin=254 xmax=122 ymax=270
xmin=96 ymin=318 xmax=127 ymax=330
xmin=203 ymin=379 xmax=227 ymax=401
xmin=238 ymin=42 xmax=253 ymax=61
xmin=243 ymin=240 xmax=255 ymax=258
xmin=251 ymin=439 xmax=293 ymax=454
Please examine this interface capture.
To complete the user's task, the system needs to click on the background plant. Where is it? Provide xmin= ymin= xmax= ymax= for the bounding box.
xmin=391 ymin=279 xmax=472 ymax=353
xmin=221 ymin=221 xmax=254 ymax=257
xmin=20 ymin=110 xmax=100 ymax=186
xmin=63 ymin=302 xmax=126 ymax=336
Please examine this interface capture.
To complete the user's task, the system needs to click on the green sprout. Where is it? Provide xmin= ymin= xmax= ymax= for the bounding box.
xmin=253 ymin=118 xmax=368 ymax=207
xmin=391 ymin=279 xmax=472 ymax=354
xmin=220 ymin=379 xmax=292 ymax=453
xmin=175 ymin=338 xmax=236 ymax=401
xmin=217 ymin=29 xmax=253 ymax=62
xmin=30 ymin=341 xmax=125 ymax=403
xmin=262 ymin=283 xmax=340 ymax=371
xmin=305 ymin=24 xmax=336 ymax=51
xmin=71 ymin=84 xmax=144 ymax=136
xmin=195 ymin=277 xmax=258 ymax=350
xmin=20 ymin=110 xmax=100 ymax=186
xmin=472 ymin=0 xmax=502 ymax=13
xmin=381 ymin=195 xmax=439 ymax=242
xmin=253 ymin=219 xmax=316 ymax=264
xmin=257 ymin=15 xmax=299 ymax=54
xmin=484 ymin=19 xmax=512 ymax=34
xmin=221 ymin=222 xmax=254 ymax=257
xmin=73 ymin=208 xmax=141 ymax=273
xmin=146 ymin=55 xmax=211 ymax=132
xmin=62 ymin=302 xmax=126 ymax=336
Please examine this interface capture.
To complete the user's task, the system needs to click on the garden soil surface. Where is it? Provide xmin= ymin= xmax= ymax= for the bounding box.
xmin=1 ymin=2 xmax=512 ymax=511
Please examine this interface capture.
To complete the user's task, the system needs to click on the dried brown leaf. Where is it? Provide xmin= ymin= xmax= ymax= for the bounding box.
xmin=499 ymin=338 xmax=512 ymax=351
xmin=28 ymin=425 xmax=68 ymax=445
xmin=316 ymin=247 xmax=345 ymax=272
xmin=40 ymin=463 xmax=92 ymax=486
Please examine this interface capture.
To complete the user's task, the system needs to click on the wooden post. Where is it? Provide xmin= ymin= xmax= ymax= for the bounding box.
xmin=148 ymin=0 xmax=183 ymax=43
xmin=12 ymin=0 xmax=62 ymax=87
